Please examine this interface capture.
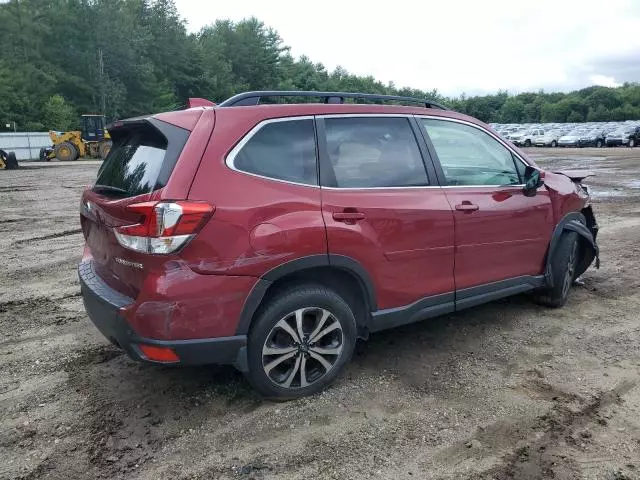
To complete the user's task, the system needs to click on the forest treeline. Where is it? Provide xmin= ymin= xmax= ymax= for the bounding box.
xmin=1 ymin=0 xmax=639 ymax=131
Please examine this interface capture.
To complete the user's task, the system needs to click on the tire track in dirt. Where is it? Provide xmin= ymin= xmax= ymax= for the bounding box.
xmin=13 ymin=228 xmax=83 ymax=245
xmin=460 ymin=380 xmax=638 ymax=480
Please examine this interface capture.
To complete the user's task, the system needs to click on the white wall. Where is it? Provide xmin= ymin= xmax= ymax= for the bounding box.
xmin=0 ymin=132 xmax=51 ymax=160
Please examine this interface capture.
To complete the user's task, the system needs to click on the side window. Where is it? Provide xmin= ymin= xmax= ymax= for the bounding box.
xmin=323 ymin=117 xmax=428 ymax=188
xmin=232 ymin=119 xmax=317 ymax=185
xmin=421 ymin=118 xmax=524 ymax=186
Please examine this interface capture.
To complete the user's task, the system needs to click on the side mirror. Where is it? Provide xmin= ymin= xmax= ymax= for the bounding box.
xmin=523 ymin=166 xmax=544 ymax=197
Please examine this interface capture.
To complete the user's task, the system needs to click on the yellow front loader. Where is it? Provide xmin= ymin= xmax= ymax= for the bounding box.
xmin=41 ymin=114 xmax=112 ymax=161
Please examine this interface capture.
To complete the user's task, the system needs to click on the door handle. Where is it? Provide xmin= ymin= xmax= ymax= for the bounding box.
xmin=332 ymin=211 xmax=366 ymax=222
xmin=455 ymin=202 xmax=479 ymax=212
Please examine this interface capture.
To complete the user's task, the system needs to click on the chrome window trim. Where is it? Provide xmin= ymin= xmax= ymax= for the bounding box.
xmin=225 ymin=113 xmax=533 ymax=190
xmin=225 ymin=115 xmax=319 ymax=188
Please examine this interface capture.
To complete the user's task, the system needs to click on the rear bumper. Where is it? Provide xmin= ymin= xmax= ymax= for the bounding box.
xmin=78 ymin=260 xmax=248 ymax=370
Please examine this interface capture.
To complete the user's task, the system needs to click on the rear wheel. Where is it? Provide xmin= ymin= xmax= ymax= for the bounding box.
xmin=245 ymin=285 xmax=357 ymax=399
xmin=54 ymin=142 xmax=78 ymax=161
xmin=551 ymin=140 xmax=557 ymax=148
xmin=630 ymin=138 xmax=636 ymax=148
xmin=534 ymin=232 xmax=579 ymax=308
xmin=596 ymin=139 xmax=603 ymax=148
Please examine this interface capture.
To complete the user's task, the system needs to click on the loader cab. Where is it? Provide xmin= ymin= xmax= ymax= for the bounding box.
xmin=81 ymin=115 xmax=107 ymax=142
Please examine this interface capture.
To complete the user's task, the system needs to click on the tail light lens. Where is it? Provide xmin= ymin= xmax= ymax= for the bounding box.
xmin=114 ymin=201 xmax=214 ymax=254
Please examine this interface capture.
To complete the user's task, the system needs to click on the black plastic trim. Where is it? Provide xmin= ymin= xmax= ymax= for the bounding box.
xmin=314 ymin=117 xmax=337 ymax=188
xmin=328 ymin=255 xmax=377 ymax=309
xmin=235 ymin=254 xmax=378 ymax=335
xmin=218 ymin=90 xmax=448 ymax=110
xmin=408 ymin=115 xmax=439 ymax=185
xmin=545 ymin=212 xmax=599 ymax=286
xmin=412 ymin=116 xmax=448 ymax=186
xmin=370 ymin=292 xmax=454 ymax=332
xmin=261 ymin=254 xmax=330 ymax=282
xmin=235 ymin=278 xmax=272 ymax=336
xmin=455 ymin=275 xmax=545 ymax=311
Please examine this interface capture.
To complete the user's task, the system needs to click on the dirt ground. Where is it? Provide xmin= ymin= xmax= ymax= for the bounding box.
xmin=1 ymin=149 xmax=639 ymax=480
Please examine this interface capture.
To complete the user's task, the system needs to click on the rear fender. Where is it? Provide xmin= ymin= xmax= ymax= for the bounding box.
xmin=545 ymin=211 xmax=599 ymax=287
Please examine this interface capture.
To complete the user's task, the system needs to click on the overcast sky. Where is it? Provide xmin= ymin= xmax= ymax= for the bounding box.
xmin=174 ymin=0 xmax=640 ymax=97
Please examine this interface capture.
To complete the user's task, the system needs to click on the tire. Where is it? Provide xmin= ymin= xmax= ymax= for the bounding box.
xmin=54 ymin=142 xmax=78 ymax=161
xmin=534 ymin=232 xmax=579 ymax=308
xmin=551 ymin=140 xmax=557 ymax=148
xmin=5 ymin=151 xmax=18 ymax=169
xmin=524 ymin=139 xmax=532 ymax=147
xmin=98 ymin=141 xmax=112 ymax=159
xmin=245 ymin=284 xmax=357 ymax=400
xmin=596 ymin=140 xmax=602 ymax=148
xmin=630 ymin=138 xmax=636 ymax=148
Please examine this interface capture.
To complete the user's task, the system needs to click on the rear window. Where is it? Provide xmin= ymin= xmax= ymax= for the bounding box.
xmin=95 ymin=125 xmax=168 ymax=197
xmin=231 ymin=119 xmax=318 ymax=186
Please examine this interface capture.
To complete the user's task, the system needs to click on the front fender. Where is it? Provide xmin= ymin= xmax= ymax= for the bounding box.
xmin=545 ymin=212 xmax=599 ymax=287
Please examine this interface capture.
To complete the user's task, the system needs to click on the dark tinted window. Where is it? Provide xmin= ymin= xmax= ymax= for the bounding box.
xmin=95 ymin=126 xmax=167 ymax=197
xmin=421 ymin=118 xmax=524 ymax=186
xmin=324 ymin=117 xmax=427 ymax=188
xmin=233 ymin=119 xmax=317 ymax=185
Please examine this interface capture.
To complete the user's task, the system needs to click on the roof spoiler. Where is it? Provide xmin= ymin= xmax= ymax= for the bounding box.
xmin=187 ymin=98 xmax=216 ymax=108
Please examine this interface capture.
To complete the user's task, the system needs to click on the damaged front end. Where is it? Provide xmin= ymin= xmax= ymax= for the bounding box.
xmin=547 ymin=169 xmax=601 ymax=282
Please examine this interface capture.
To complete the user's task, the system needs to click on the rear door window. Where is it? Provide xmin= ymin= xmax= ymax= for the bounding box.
xmin=230 ymin=119 xmax=318 ymax=186
xmin=322 ymin=117 xmax=428 ymax=188
xmin=96 ymin=125 xmax=168 ymax=197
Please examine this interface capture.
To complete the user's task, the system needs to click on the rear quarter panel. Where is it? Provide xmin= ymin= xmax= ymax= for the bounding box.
xmin=183 ymin=108 xmax=327 ymax=276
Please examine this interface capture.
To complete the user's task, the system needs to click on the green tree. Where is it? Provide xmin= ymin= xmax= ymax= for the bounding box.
xmin=43 ymin=95 xmax=76 ymax=130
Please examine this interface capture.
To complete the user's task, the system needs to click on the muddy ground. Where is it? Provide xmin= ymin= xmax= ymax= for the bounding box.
xmin=1 ymin=149 xmax=639 ymax=480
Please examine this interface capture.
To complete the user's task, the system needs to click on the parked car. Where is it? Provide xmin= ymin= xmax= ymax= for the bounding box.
xmin=507 ymin=128 xmax=542 ymax=147
xmin=534 ymin=129 xmax=562 ymax=147
xmin=577 ymin=129 xmax=606 ymax=148
xmin=78 ymin=91 xmax=600 ymax=399
xmin=606 ymin=126 xmax=640 ymax=147
xmin=558 ymin=128 xmax=589 ymax=147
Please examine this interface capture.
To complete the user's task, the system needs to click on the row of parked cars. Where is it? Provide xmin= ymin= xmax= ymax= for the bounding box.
xmin=490 ymin=121 xmax=640 ymax=148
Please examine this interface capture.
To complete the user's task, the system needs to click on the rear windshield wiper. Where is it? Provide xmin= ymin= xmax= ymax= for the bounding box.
xmin=93 ymin=184 xmax=129 ymax=195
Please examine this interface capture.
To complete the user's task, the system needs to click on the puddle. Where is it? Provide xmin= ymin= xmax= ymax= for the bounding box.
xmin=590 ymin=188 xmax=631 ymax=198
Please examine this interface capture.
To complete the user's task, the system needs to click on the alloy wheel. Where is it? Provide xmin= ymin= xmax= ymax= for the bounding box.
xmin=261 ymin=307 xmax=344 ymax=389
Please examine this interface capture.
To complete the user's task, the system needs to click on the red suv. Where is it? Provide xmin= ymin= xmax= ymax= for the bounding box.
xmin=79 ymin=91 xmax=599 ymax=399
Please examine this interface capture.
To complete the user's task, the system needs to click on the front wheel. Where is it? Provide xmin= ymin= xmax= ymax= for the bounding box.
xmin=534 ymin=232 xmax=579 ymax=308
xmin=596 ymin=140 xmax=603 ymax=148
xmin=630 ymin=138 xmax=636 ymax=148
xmin=551 ymin=140 xmax=557 ymax=148
xmin=245 ymin=285 xmax=357 ymax=399
xmin=524 ymin=139 xmax=532 ymax=147
xmin=54 ymin=141 xmax=78 ymax=161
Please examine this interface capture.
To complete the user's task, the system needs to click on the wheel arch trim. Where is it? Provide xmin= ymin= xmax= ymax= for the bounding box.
xmin=235 ymin=254 xmax=377 ymax=335
xmin=545 ymin=212 xmax=599 ymax=286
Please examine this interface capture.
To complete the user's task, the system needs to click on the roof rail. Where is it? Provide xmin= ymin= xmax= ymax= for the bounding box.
xmin=217 ymin=90 xmax=448 ymax=110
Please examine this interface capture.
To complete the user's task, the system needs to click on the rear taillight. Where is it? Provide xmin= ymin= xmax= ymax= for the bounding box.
xmin=114 ymin=201 xmax=214 ymax=254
